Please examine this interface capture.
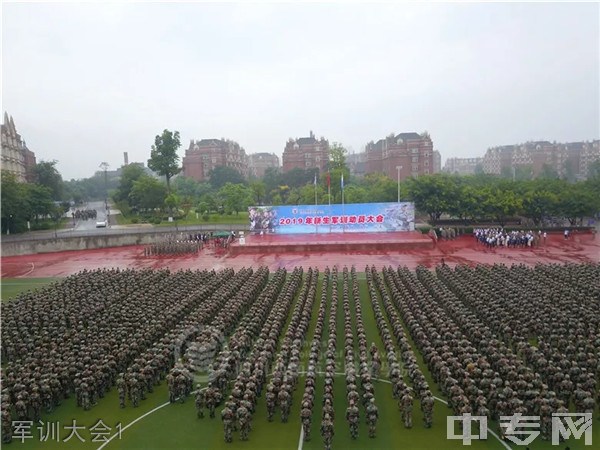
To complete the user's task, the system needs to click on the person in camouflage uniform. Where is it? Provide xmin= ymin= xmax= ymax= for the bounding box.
xmin=117 ymin=374 xmax=127 ymax=408
xmin=300 ymin=401 xmax=312 ymax=441
xmin=1 ymin=407 xmax=12 ymax=444
xmin=237 ymin=404 xmax=250 ymax=441
xmin=266 ymin=385 xmax=276 ymax=422
xmin=401 ymin=390 xmax=413 ymax=428
xmin=195 ymin=385 xmax=205 ymax=419
xmin=205 ymin=383 xmax=219 ymax=418
xmin=366 ymin=397 xmax=378 ymax=438
xmin=421 ymin=391 xmax=434 ymax=428
xmin=221 ymin=405 xmax=234 ymax=443
xmin=320 ymin=413 xmax=334 ymax=450
xmin=346 ymin=399 xmax=359 ymax=439
xmin=278 ymin=385 xmax=291 ymax=422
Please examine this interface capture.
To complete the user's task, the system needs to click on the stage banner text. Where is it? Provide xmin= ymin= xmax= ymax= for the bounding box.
xmin=248 ymin=202 xmax=415 ymax=234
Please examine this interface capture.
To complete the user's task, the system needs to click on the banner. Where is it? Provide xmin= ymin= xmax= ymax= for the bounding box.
xmin=248 ymin=202 xmax=415 ymax=234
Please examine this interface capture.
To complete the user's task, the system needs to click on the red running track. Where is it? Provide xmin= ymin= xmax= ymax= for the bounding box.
xmin=1 ymin=232 xmax=599 ymax=278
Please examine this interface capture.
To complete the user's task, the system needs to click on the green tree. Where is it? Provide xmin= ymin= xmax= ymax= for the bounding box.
xmin=405 ymin=174 xmax=459 ymax=224
xmin=481 ymin=187 xmax=522 ymax=227
xmin=521 ymin=186 xmax=559 ymax=225
xmin=209 ymin=166 xmax=245 ymax=189
xmin=448 ymin=183 xmax=486 ymax=224
xmin=148 ymin=129 xmax=181 ymax=193
xmin=328 ymin=142 xmax=347 ymax=171
xmin=249 ymin=180 xmax=266 ymax=205
xmin=1 ymin=171 xmax=28 ymax=233
xmin=556 ymin=183 xmax=600 ymax=225
xmin=172 ymin=176 xmax=211 ymax=199
xmin=218 ymin=183 xmax=253 ymax=215
xmin=282 ymin=168 xmax=319 ymax=189
xmin=113 ymin=164 xmax=146 ymax=205
xmin=164 ymin=193 xmax=181 ymax=215
xmin=129 ymin=176 xmax=168 ymax=212
xmin=263 ymin=167 xmax=282 ymax=200
xmin=359 ymin=173 xmax=397 ymax=203
xmin=35 ymin=160 xmax=64 ymax=200
xmin=25 ymin=184 xmax=55 ymax=223
xmin=343 ymin=185 xmax=368 ymax=204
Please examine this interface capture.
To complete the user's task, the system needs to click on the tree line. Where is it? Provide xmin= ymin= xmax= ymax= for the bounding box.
xmin=3 ymin=127 xmax=599 ymax=232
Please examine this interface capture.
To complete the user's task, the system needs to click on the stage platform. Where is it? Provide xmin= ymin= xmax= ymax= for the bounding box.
xmin=229 ymin=232 xmax=434 ymax=255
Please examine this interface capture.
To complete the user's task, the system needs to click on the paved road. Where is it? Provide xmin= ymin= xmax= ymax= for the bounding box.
xmin=70 ymin=200 xmax=110 ymax=231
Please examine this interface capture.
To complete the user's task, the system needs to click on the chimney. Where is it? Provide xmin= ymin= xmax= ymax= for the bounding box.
xmin=123 ymin=152 xmax=129 ymax=165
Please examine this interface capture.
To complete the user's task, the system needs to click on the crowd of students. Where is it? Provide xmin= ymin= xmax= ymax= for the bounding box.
xmin=473 ymin=228 xmax=544 ymax=248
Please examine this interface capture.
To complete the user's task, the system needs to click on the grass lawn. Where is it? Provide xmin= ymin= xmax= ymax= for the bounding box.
xmin=1 ymin=278 xmax=59 ymax=302
xmin=6 ymin=273 xmax=598 ymax=450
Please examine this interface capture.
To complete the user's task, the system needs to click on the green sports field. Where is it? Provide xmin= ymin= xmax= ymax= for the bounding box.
xmin=3 ymin=272 xmax=597 ymax=450
xmin=1 ymin=278 xmax=58 ymax=302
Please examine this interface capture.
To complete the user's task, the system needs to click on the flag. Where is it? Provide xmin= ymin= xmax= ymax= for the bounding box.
xmin=341 ymin=173 xmax=344 ymax=190
xmin=313 ymin=174 xmax=317 ymax=186
xmin=326 ymin=172 xmax=331 ymax=187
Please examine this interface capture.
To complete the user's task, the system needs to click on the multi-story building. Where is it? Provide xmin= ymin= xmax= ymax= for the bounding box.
xmin=481 ymin=145 xmax=516 ymax=175
xmin=1 ymin=112 xmax=36 ymax=182
xmin=580 ymin=140 xmax=600 ymax=178
xmin=482 ymin=140 xmax=599 ymax=179
xmin=282 ymin=131 xmax=330 ymax=173
xmin=248 ymin=152 xmax=279 ymax=178
xmin=182 ymin=138 xmax=249 ymax=182
xmin=443 ymin=157 xmax=483 ymax=175
xmin=365 ymin=132 xmax=435 ymax=181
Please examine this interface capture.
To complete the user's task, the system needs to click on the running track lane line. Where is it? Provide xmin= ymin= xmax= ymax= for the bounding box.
xmin=21 ymin=262 xmax=35 ymax=277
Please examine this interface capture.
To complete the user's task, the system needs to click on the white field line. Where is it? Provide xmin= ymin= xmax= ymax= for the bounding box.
xmin=97 ymin=374 xmax=512 ymax=450
xmin=96 ymin=388 xmax=206 ymax=450
xmin=18 ymin=262 xmax=35 ymax=277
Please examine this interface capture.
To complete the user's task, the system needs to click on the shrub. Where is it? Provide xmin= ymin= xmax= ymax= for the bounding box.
xmin=153 ymin=218 xmax=162 ymax=225
xmin=417 ymin=226 xmax=431 ymax=234
xmin=202 ymin=213 xmax=210 ymax=222
xmin=130 ymin=217 xmax=139 ymax=224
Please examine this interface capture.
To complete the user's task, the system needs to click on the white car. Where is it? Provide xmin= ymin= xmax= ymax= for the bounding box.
xmin=96 ymin=220 xmax=107 ymax=228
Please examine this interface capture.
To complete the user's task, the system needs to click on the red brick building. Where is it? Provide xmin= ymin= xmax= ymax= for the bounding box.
xmin=365 ymin=132 xmax=435 ymax=181
xmin=182 ymin=138 xmax=249 ymax=182
xmin=282 ymin=131 xmax=330 ymax=173
xmin=482 ymin=140 xmax=600 ymax=179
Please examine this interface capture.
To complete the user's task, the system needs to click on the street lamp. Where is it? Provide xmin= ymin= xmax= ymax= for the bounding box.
xmin=99 ymin=162 xmax=109 ymax=211
xmin=396 ymin=166 xmax=403 ymax=202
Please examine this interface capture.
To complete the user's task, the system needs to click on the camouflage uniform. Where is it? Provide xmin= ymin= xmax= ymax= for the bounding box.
xmin=221 ymin=406 xmax=234 ymax=443
xmin=346 ymin=401 xmax=359 ymax=439
xmin=195 ymin=387 xmax=205 ymax=419
xmin=237 ymin=405 xmax=250 ymax=441
xmin=366 ymin=398 xmax=379 ymax=438
xmin=300 ymin=403 xmax=312 ymax=441
xmin=401 ymin=391 xmax=413 ymax=428
xmin=421 ymin=393 xmax=434 ymax=428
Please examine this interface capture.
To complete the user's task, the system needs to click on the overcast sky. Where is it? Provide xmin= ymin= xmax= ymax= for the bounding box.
xmin=2 ymin=2 xmax=599 ymax=180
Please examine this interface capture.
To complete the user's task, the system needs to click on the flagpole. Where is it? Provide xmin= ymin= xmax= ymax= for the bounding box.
xmin=341 ymin=173 xmax=345 ymax=233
